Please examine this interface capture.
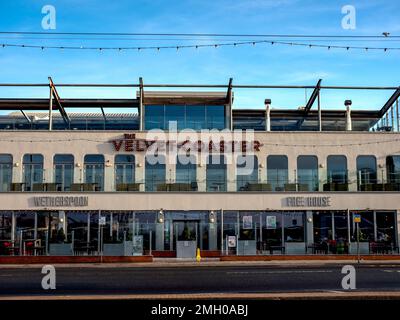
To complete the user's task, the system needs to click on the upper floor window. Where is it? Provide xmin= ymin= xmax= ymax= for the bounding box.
xmin=23 ymin=154 xmax=44 ymax=191
xmin=386 ymin=156 xmax=400 ymax=184
xmin=297 ymin=156 xmax=318 ymax=191
xmin=206 ymin=155 xmax=227 ymax=192
xmin=0 ymin=154 xmax=12 ymax=192
xmin=237 ymin=155 xmax=258 ymax=191
xmin=176 ymin=155 xmax=197 ymax=191
xmin=327 ymin=155 xmax=348 ymax=185
xmin=356 ymin=155 xmax=377 ymax=190
xmin=54 ymin=154 xmax=74 ymax=191
xmin=145 ymin=155 xmax=166 ymax=192
xmin=144 ymin=104 xmax=226 ymax=130
xmin=84 ymin=155 xmax=104 ymax=191
xmin=115 ymin=155 xmax=135 ymax=191
xmin=267 ymin=155 xmax=288 ymax=191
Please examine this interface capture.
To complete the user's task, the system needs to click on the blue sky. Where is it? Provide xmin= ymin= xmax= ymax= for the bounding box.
xmin=0 ymin=0 xmax=399 ymax=112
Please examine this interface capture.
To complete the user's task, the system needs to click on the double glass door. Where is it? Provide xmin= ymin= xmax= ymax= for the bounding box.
xmin=173 ymin=221 xmax=198 ymax=250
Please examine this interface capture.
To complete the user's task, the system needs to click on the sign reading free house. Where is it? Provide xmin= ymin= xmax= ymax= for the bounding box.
xmin=284 ymin=196 xmax=331 ymax=208
xmin=32 ymin=196 xmax=89 ymax=207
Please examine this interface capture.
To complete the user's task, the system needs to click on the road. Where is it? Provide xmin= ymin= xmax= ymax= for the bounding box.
xmin=0 ymin=264 xmax=400 ymax=297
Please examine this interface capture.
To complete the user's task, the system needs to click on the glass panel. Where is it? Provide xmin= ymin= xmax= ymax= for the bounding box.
xmin=334 ymin=211 xmax=348 ymax=241
xmin=267 ymin=155 xmax=288 ymax=191
xmin=176 ymin=155 xmax=196 ymax=185
xmin=386 ymin=156 xmax=400 ymax=184
xmin=145 ymin=105 xmax=164 ymax=130
xmin=239 ymin=212 xmax=257 ymax=240
xmin=206 ymin=155 xmax=227 ymax=192
xmin=175 ymin=221 xmax=197 ymax=241
xmin=84 ymin=155 xmax=104 ymax=191
xmin=262 ymin=212 xmax=282 ymax=246
xmin=145 ymin=155 xmax=166 ymax=191
xmin=0 ymin=154 xmax=12 ymax=192
xmin=376 ymin=212 xmax=396 ymax=244
xmin=357 ymin=155 xmax=377 ymax=189
xmin=237 ymin=155 xmax=258 ymax=191
xmin=23 ymin=154 xmax=44 ymax=191
xmin=206 ymin=105 xmax=225 ymax=130
xmin=36 ymin=212 xmax=49 ymax=248
xmin=66 ymin=212 xmax=88 ymax=244
xmin=0 ymin=212 xmax=12 ymax=241
xmin=283 ymin=212 xmax=304 ymax=242
xmin=115 ymin=155 xmax=135 ymax=188
xmin=16 ymin=212 xmax=35 ymax=241
xmin=351 ymin=211 xmax=374 ymax=242
xmin=165 ymin=105 xmax=185 ymax=130
xmin=186 ymin=105 xmax=206 ymax=130
xmin=327 ymin=155 xmax=348 ymax=184
xmin=313 ymin=212 xmax=332 ymax=242
xmin=297 ymin=156 xmax=319 ymax=191
xmin=54 ymin=154 xmax=74 ymax=191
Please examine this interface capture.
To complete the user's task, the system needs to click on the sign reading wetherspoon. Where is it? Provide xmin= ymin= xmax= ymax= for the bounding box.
xmin=284 ymin=196 xmax=331 ymax=207
xmin=33 ymin=196 xmax=89 ymax=207
xmin=110 ymin=134 xmax=262 ymax=153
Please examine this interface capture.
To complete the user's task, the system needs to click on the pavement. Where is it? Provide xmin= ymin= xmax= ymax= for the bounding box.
xmin=0 ymin=262 xmax=400 ymax=299
xmin=1 ymin=258 xmax=400 ymax=268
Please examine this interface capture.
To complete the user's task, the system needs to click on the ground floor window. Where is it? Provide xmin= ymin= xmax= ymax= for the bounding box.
xmin=0 ymin=210 xmax=397 ymax=256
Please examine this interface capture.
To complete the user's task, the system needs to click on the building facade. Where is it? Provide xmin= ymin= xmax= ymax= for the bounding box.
xmin=0 ymin=85 xmax=399 ymax=257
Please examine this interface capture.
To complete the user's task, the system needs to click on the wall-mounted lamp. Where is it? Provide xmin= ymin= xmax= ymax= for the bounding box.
xmin=14 ymin=162 xmax=19 ymax=167
xmin=198 ymin=163 xmax=203 ymax=168
xmin=307 ymin=217 xmax=313 ymax=223
xmin=378 ymin=163 xmax=384 ymax=168
xmin=209 ymin=210 xmax=216 ymax=223
xmin=105 ymin=160 xmax=112 ymax=167
xmin=319 ymin=164 xmax=325 ymax=168
xmin=137 ymin=163 xmax=143 ymax=168
xmin=259 ymin=164 xmax=265 ymax=169
xmin=76 ymin=163 xmax=81 ymax=168
xmin=157 ymin=209 xmax=164 ymax=223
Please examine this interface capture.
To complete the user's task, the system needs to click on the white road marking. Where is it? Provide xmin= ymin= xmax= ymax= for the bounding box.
xmin=227 ymin=270 xmax=333 ymax=275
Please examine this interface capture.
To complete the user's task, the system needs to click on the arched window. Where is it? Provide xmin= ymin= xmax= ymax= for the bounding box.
xmin=237 ymin=155 xmax=258 ymax=191
xmin=23 ymin=154 xmax=44 ymax=191
xmin=54 ymin=154 xmax=74 ymax=191
xmin=84 ymin=155 xmax=104 ymax=191
xmin=267 ymin=155 xmax=288 ymax=191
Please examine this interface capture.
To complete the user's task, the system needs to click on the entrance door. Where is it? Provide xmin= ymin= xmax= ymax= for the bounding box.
xmin=174 ymin=221 xmax=198 ymax=258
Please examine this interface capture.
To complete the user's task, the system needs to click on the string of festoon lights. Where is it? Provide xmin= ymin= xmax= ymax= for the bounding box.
xmin=1 ymin=137 xmax=400 ymax=148
xmin=0 ymin=31 xmax=398 ymax=53
xmin=1 ymin=39 xmax=400 ymax=52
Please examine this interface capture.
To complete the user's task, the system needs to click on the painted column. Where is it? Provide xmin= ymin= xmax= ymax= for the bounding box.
xmin=306 ymin=211 xmax=314 ymax=250
xmin=208 ymin=214 xmax=218 ymax=250
xmin=104 ymin=155 xmax=114 ymax=191
xmin=397 ymin=210 xmax=400 ymax=251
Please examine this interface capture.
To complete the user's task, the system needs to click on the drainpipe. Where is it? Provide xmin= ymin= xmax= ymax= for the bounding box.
xmin=345 ymin=100 xmax=352 ymax=131
xmin=265 ymin=99 xmax=271 ymax=132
